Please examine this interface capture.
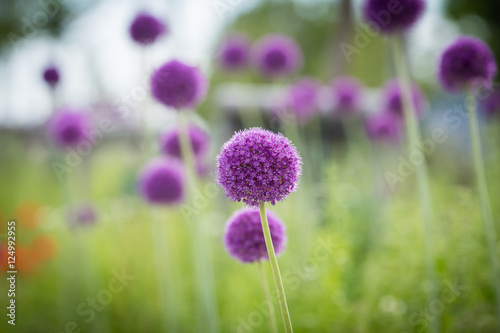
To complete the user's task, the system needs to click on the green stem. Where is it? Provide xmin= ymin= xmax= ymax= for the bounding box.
xmin=257 ymin=261 xmax=278 ymax=333
xmin=259 ymin=202 xmax=293 ymax=333
xmin=392 ymin=35 xmax=439 ymax=333
xmin=178 ymin=114 xmax=220 ymax=333
xmin=466 ymin=87 xmax=500 ymax=327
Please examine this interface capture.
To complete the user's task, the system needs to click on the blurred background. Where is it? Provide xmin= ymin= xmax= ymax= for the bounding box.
xmin=1 ymin=0 xmax=500 ymax=332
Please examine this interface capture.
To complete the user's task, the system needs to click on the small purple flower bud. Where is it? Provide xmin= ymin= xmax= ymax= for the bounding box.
xmin=43 ymin=65 xmax=60 ymax=87
xmin=129 ymin=12 xmax=167 ymax=45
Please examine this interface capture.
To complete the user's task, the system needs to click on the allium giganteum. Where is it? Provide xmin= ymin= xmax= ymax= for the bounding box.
xmin=224 ymin=208 xmax=286 ymax=263
xmin=216 ymin=128 xmax=302 ymax=207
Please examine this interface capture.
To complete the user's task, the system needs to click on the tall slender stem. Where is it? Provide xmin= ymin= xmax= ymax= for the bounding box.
xmin=392 ymin=35 xmax=438 ymax=333
xmin=257 ymin=261 xmax=278 ymax=333
xmin=466 ymin=87 xmax=500 ymax=327
xmin=259 ymin=202 xmax=293 ymax=333
xmin=178 ymin=114 xmax=220 ymax=333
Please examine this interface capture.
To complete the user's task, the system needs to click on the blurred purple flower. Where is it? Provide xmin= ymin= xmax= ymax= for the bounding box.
xmin=138 ymin=158 xmax=185 ymax=205
xmin=129 ymin=12 xmax=167 ymax=45
xmin=43 ymin=65 xmax=60 ymax=88
xmin=218 ymin=34 xmax=250 ymax=71
xmin=363 ymin=0 xmax=425 ymax=34
xmin=159 ymin=124 xmax=210 ymax=160
xmin=68 ymin=203 xmax=97 ymax=227
xmin=151 ymin=59 xmax=207 ymax=110
xmin=285 ymin=78 xmax=320 ymax=124
xmin=47 ymin=110 xmax=91 ymax=148
xmin=224 ymin=207 xmax=286 ymax=263
xmin=438 ymin=36 xmax=497 ymax=92
xmin=216 ymin=128 xmax=302 ymax=207
xmin=382 ymin=79 xmax=426 ymax=118
xmin=331 ymin=76 xmax=364 ymax=115
xmin=252 ymin=34 xmax=302 ymax=78
xmin=364 ymin=111 xmax=402 ymax=144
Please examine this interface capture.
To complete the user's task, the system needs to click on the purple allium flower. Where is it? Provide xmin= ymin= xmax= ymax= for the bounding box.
xmin=159 ymin=124 xmax=210 ymax=160
xmin=129 ymin=12 xmax=167 ymax=45
xmin=43 ymin=65 xmax=60 ymax=87
xmin=362 ymin=0 xmax=425 ymax=34
xmin=331 ymin=76 xmax=364 ymax=115
xmin=47 ymin=110 xmax=90 ymax=147
xmin=151 ymin=60 xmax=207 ymax=110
xmin=224 ymin=208 xmax=286 ymax=263
xmin=382 ymin=79 xmax=426 ymax=118
xmin=68 ymin=203 xmax=97 ymax=227
xmin=138 ymin=158 xmax=185 ymax=205
xmin=216 ymin=128 xmax=302 ymax=207
xmin=285 ymin=78 xmax=320 ymax=124
xmin=252 ymin=34 xmax=303 ymax=78
xmin=218 ymin=34 xmax=250 ymax=71
xmin=438 ymin=36 xmax=497 ymax=92
xmin=481 ymin=88 xmax=500 ymax=118
xmin=364 ymin=112 xmax=402 ymax=144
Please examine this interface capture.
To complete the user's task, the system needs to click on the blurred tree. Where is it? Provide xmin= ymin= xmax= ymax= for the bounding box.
xmin=0 ymin=0 xmax=96 ymax=54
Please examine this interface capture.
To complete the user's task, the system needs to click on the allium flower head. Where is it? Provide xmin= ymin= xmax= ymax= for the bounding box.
xmin=47 ymin=110 xmax=90 ymax=147
xmin=331 ymin=76 xmax=364 ymax=114
xmin=43 ymin=65 xmax=60 ymax=87
xmin=438 ymin=36 xmax=497 ymax=92
xmin=216 ymin=128 xmax=302 ymax=207
xmin=285 ymin=78 xmax=319 ymax=124
xmin=129 ymin=12 xmax=167 ymax=45
xmin=252 ymin=34 xmax=303 ymax=78
xmin=151 ymin=59 xmax=207 ymax=110
xmin=364 ymin=112 xmax=401 ymax=144
xmin=382 ymin=79 xmax=426 ymax=118
xmin=363 ymin=0 xmax=425 ymax=34
xmin=138 ymin=158 xmax=185 ymax=205
xmin=159 ymin=124 xmax=210 ymax=160
xmin=69 ymin=203 xmax=97 ymax=227
xmin=224 ymin=208 xmax=286 ymax=263
xmin=218 ymin=34 xmax=250 ymax=71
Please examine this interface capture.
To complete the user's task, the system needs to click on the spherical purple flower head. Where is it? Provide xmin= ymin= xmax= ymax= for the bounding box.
xmin=285 ymin=78 xmax=319 ymax=124
xmin=216 ymin=128 xmax=302 ymax=207
xmin=364 ymin=112 xmax=402 ymax=144
xmin=42 ymin=65 xmax=60 ymax=87
xmin=438 ymin=37 xmax=497 ymax=93
xmin=151 ymin=60 xmax=207 ymax=110
xmin=252 ymin=34 xmax=303 ymax=78
xmin=363 ymin=0 xmax=425 ymax=34
xmin=331 ymin=76 xmax=364 ymax=114
xmin=224 ymin=208 xmax=286 ymax=263
xmin=382 ymin=79 xmax=426 ymax=118
xmin=47 ymin=110 xmax=90 ymax=147
xmin=159 ymin=124 xmax=210 ymax=160
xmin=138 ymin=158 xmax=185 ymax=205
xmin=218 ymin=34 xmax=250 ymax=71
xmin=129 ymin=12 xmax=167 ymax=45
